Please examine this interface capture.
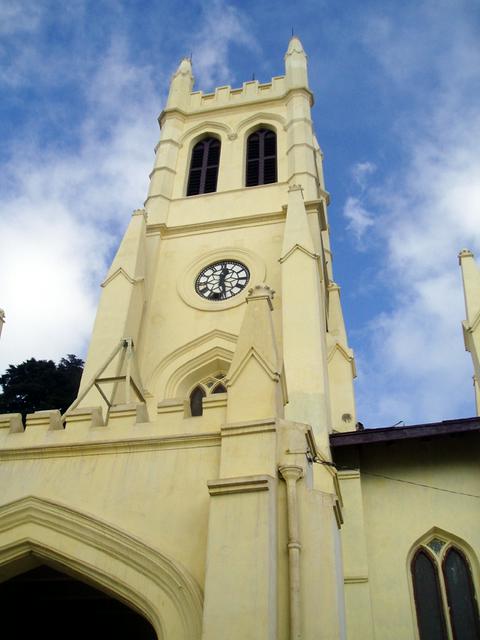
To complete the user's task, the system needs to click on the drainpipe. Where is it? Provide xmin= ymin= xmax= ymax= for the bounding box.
xmin=279 ymin=465 xmax=304 ymax=640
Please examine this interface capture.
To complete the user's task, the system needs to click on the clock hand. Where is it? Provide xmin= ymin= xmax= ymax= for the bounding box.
xmin=218 ymin=266 xmax=229 ymax=296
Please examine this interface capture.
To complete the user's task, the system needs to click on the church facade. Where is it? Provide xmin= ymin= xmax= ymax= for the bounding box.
xmin=0 ymin=38 xmax=479 ymax=639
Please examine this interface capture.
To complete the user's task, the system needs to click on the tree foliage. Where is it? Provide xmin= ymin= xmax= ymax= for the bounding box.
xmin=0 ymin=355 xmax=84 ymax=419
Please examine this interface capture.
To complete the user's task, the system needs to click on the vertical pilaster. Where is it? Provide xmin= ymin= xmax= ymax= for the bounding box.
xmin=459 ymin=249 xmax=480 ymax=416
xmin=281 ymin=185 xmax=331 ymax=451
xmin=202 ymin=476 xmax=277 ymax=640
xmin=285 ymin=38 xmax=318 ymax=201
xmin=202 ymin=284 xmax=283 ymax=640
xmin=145 ymin=58 xmax=193 ymax=220
xmin=79 ymin=209 xmax=146 ymax=403
xmin=145 ymin=113 xmax=184 ymax=219
xmin=327 ymin=282 xmax=357 ymax=432
xmin=337 ymin=470 xmax=375 ymax=640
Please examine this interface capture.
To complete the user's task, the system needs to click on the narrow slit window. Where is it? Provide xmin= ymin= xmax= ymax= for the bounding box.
xmin=246 ymin=128 xmax=277 ymax=187
xmin=187 ymin=137 xmax=221 ymax=196
xmin=190 ymin=386 xmax=206 ymax=417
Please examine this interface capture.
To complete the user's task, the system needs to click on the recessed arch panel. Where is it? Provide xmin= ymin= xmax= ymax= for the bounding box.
xmin=0 ymin=496 xmax=203 ymax=640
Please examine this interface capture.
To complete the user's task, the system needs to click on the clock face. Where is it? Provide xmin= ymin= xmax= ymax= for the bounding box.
xmin=195 ymin=260 xmax=250 ymax=301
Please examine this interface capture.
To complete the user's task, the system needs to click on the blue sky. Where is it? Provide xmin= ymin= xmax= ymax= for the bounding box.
xmin=1 ymin=0 xmax=479 ymax=427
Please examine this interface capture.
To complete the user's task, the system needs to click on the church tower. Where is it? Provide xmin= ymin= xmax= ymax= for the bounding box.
xmin=71 ymin=36 xmax=356 ymax=639
xmin=76 ymin=36 xmax=356 ymax=441
xmin=0 ymin=39 xmax=357 ymax=640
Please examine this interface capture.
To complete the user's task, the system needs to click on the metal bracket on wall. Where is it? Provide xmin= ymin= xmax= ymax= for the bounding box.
xmin=62 ymin=338 xmax=146 ymax=423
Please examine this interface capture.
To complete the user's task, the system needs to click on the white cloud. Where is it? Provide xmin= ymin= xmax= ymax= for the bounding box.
xmin=0 ymin=1 xmax=259 ymax=377
xmin=351 ymin=161 xmax=376 ymax=190
xmin=0 ymin=39 xmax=161 ymax=374
xmin=350 ymin=4 xmax=480 ymax=425
xmin=343 ymin=196 xmax=375 ymax=244
xmin=192 ymin=0 xmax=260 ymax=89
xmin=0 ymin=1 xmax=43 ymax=36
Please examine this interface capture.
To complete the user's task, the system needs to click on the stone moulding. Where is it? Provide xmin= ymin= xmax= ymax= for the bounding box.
xmin=179 ymin=120 xmax=235 ymax=145
xmin=226 ymin=347 xmax=280 ymax=387
xmin=344 ymin=575 xmax=369 ymax=584
xmin=0 ymin=432 xmax=221 ymax=460
xmin=234 ymin=111 xmax=287 ymax=136
xmin=221 ymin=418 xmax=277 ymax=438
xmin=0 ymin=496 xmax=203 ymax=639
xmin=148 ymin=328 xmax=237 ymax=398
xmin=207 ymin=475 xmax=273 ymax=496
xmin=101 ymin=267 xmax=144 ymax=288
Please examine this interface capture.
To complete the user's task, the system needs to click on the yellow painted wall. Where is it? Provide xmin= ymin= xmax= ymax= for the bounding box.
xmin=338 ymin=433 xmax=480 ymax=640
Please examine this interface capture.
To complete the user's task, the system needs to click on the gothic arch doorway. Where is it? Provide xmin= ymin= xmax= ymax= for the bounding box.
xmin=0 ymin=496 xmax=203 ymax=640
xmin=1 ymin=562 xmax=156 ymax=639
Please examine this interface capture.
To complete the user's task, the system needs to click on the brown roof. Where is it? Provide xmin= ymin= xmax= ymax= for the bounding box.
xmin=330 ymin=416 xmax=480 ymax=448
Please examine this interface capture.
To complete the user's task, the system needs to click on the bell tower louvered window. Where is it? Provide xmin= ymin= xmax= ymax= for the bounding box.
xmin=186 ymin=137 xmax=221 ymax=196
xmin=246 ymin=128 xmax=277 ymax=187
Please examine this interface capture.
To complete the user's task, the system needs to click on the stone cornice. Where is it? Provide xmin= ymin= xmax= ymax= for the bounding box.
xmin=0 ymin=431 xmax=220 ymax=461
xmin=221 ymin=418 xmax=277 ymax=437
xmin=208 ymin=474 xmax=274 ymax=496
xmin=147 ymin=209 xmax=286 ymax=238
xmin=337 ymin=470 xmax=361 ymax=481
xmin=159 ymin=87 xmax=313 ymax=123
xmin=146 ymin=196 xmax=325 ymax=239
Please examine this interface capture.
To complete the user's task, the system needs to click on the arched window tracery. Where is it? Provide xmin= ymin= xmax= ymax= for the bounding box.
xmin=188 ymin=372 xmax=227 ymax=417
xmin=411 ymin=537 xmax=480 ymax=640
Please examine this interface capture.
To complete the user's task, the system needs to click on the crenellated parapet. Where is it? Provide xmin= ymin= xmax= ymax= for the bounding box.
xmin=163 ymin=76 xmax=313 ymax=120
xmin=162 ymin=36 xmax=313 ymax=118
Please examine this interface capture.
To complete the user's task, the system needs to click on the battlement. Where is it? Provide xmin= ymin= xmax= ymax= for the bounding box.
xmin=165 ymin=37 xmax=312 ymax=116
xmin=189 ymin=76 xmax=288 ymax=111
xmin=0 ymin=396 xmax=228 ymax=449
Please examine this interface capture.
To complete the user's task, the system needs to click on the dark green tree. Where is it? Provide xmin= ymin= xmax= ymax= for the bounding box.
xmin=0 ymin=355 xmax=84 ymax=419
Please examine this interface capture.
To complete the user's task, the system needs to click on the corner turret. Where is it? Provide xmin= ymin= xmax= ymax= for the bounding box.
xmin=166 ymin=57 xmax=194 ymax=110
xmin=285 ymin=36 xmax=309 ymax=90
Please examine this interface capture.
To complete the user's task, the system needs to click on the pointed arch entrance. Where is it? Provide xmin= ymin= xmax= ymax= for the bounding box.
xmin=0 ymin=496 xmax=203 ymax=640
xmin=1 ymin=563 xmax=156 ymax=639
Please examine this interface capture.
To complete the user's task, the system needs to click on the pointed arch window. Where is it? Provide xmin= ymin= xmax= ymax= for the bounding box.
xmin=411 ymin=539 xmax=480 ymax=640
xmin=188 ymin=373 xmax=227 ymax=417
xmin=189 ymin=386 xmax=206 ymax=417
xmin=186 ymin=137 xmax=221 ymax=196
xmin=246 ymin=128 xmax=277 ymax=187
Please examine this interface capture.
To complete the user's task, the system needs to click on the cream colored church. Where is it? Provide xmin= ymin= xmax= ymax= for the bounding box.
xmin=0 ymin=38 xmax=479 ymax=640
